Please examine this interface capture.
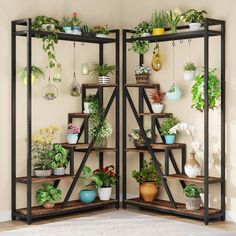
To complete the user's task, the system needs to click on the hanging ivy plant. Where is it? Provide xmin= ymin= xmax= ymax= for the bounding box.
xmin=191 ymin=68 xmax=220 ymax=111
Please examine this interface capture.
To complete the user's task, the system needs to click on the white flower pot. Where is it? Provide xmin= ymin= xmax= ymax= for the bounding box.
xmin=98 ymin=187 xmax=112 ymax=201
xmin=151 ymin=103 xmax=164 ymax=113
xmin=67 ymin=133 xmax=78 ymax=144
xmin=84 ymin=102 xmax=91 ymax=113
xmin=34 ymin=169 xmax=52 ymax=177
xmin=98 ymin=76 xmax=110 ymax=84
xmin=141 ymin=32 xmax=150 ymax=37
xmin=96 ymin=34 xmax=108 ymax=38
xmin=53 ymin=167 xmax=65 ymax=176
xmin=184 ymin=70 xmax=196 ymax=81
xmin=189 ymin=23 xmax=201 ymax=31
xmin=41 ymin=24 xmax=55 ymax=31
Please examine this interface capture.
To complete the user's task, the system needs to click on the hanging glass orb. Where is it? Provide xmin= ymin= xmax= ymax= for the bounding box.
xmin=81 ymin=63 xmax=89 ymax=75
xmin=70 ymin=74 xmax=81 ymax=97
xmin=43 ymin=82 xmax=58 ymax=100
xmin=53 ymin=63 xmax=62 ymax=82
xmin=151 ymin=44 xmax=162 ymax=72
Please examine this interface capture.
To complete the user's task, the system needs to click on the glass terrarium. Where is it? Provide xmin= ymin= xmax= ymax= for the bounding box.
xmin=53 ymin=63 xmax=62 ymax=82
xmin=43 ymin=82 xmax=58 ymax=100
xmin=81 ymin=63 xmax=89 ymax=75
xmin=70 ymin=73 xmax=81 ymax=97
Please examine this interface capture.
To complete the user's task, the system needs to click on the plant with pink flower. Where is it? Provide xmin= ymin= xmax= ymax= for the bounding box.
xmin=71 ymin=12 xmax=81 ymax=27
xmin=67 ymin=123 xmax=80 ymax=134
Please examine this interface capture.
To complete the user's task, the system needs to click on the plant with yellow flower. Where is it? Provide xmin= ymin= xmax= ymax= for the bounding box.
xmin=166 ymin=9 xmax=182 ymax=33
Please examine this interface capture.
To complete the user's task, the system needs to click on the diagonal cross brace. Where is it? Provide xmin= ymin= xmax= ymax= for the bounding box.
xmin=61 ymin=88 xmax=118 ymax=208
xmin=126 ymin=88 xmax=176 ymax=208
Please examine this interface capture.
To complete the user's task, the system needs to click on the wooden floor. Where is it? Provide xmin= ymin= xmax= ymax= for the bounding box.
xmin=0 ymin=208 xmax=236 ymax=232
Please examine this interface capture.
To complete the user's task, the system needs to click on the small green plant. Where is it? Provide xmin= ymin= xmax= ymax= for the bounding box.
xmin=132 ymin=160 xmax=161 ymax=184
xmin=36 ymin=183 xmax=61 ymax=206
xmin=128 ymin=128 xmax=151 ymax=141
xmin=32 ymin=16 xmax=61 ymax=30
xmin=184 ymin=62 xmax=197 ymax=71
xmin=82 ymin=25 xmax=93 ymax=33
xmin=150 ymin=10 xmax=166 ymax=29
xmin=160 ymin=116 xmax=180 ymax=136
xmin=183 ymin=184 xmax=203 ymax=198
xmin=90 ymin=64 xmax=116 ymax=77
xmin=134 ymin=21 xmax=151 ymax=34
xmin=93 ymin=25 xmax=110 ymax=35
xmin=135 ymin=64 xmax=151 ymax=75
xmin=51 ymin=144 xmax=69 ymax=169
xmin=71 ymin=12 xmax=82 ymax=27
xmin=61 ymin=17 xmax=71 ymax=27
xmin=182 ymin=9 xmax=207 ymax=24
xmin=165 ymin=9 xmax=182 ymax=33
xmin=191 ymin=68 xmax=220 ymax=111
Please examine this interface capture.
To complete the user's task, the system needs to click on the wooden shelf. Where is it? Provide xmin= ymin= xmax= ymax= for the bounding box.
xmin=68 ymin=113 xmax=90 ymax=118
xmin=60 ymin=143 xmax=117 ymax=152
xmin=165 ymin=174 xmax=222 ymax=184
xmin=125 ymin=83 xmax=160 ymax=88
xmin=82 ymin=83 xmax=117 ymax=88
xmin=150 ymin=143 xmax=186 ymax=150
xmin=125 ymin=148 xmax=164 ymax=153
xmin=138 ymin=113 xmax=172 ymax=118
xmin=15 ymin=174 xmax=74 ymax=184
xmin=16 ymin=199 xmax=117 ymax=218
xmin=125 ymin=198 xmax=221 ymax=219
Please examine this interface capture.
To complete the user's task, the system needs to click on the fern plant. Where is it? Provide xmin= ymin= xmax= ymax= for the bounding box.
xmin=90 ymin=64 xmax=116 ymax=77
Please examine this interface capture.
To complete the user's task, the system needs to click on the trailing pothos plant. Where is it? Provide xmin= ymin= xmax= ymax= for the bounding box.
xmin=32 ymin=16 xmax=61 ymax=69
xmin=191 ymin=68 xmax=220 ymax=111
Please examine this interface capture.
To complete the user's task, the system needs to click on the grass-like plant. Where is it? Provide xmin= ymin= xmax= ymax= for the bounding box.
xmin=159 ymin=116 xmax=179 ymax=136
xmin=150 ymin=10 xmax=166 ymax=29
xmin=183 ymin=184 xmax=203 ymax=198
xmin=148 ymin=89 xmax=165 ymax=104
xmin=90 ymin=64 xmax=116 ymax=77
xmin=184 ymin=62 xmax=197 ymax=71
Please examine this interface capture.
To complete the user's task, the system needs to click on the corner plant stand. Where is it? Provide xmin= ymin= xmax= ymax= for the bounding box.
xmin=11 ymin=19 xmax=120 ymax=224
xmin=122 ymin=18 xmax=225 ymax=225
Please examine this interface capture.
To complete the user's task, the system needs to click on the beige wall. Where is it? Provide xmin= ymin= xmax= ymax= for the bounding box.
xmin=1 ymin=0 xmax=236 ymax=220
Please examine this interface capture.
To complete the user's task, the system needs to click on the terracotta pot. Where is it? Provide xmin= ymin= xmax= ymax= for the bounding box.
xmin=184 ymin=152 xmax=201 ymax=178
xmin=135 ymin=74 xmax=150 ymax=84
xmin=139 ymin=182 xmax=158 ymax=202
xmin=43 ymin=202 xmax=55 ymax=209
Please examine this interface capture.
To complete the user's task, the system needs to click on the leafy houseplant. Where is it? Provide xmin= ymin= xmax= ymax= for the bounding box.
xmin=32 ymin=126 xmax=58 ymax=177
xmin=84 ymin=94 xmax=98 ymax=113
xmin=148 ymin=89 xmax=165 ymax=113
xmin=184 ymin=62 xmax=197 ymax=81
xmin=51 ymin=144 xmax=69 ymax=176
xmin=183 ymin=184 xmax=203 ymax=210
xmin=160 ymin=116 xmax=179 ymax=144
xmin=182 ymin=9 xmax=207 ymax=31
xmin=67 ymin=123 xmax=80 ymax=144
xmin=135 ymin=64 xmax=151 ymax=84
xmin=36 ymin=183 xmax=61 ymax=209
xmin=165 ymin=9 xmax=182 ymax=33
xmin=93 ymin=25 xmax=110 ymax=37
xmin=150 ymin=10 xmax=166 ymax=35
xmin=128 ymin=128 xmax=152 ymax=149
xmin=61 ymin=17 xmax=72 ymax=33
xmin=132 ymin=160 xmax=161 ymax=202
xmin=191 ymin=68 xmax=220 ymax=111
xmin=17 ymin=65 xmax=44 ymax=85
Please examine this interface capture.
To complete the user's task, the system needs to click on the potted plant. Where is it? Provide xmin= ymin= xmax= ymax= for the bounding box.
xmin=165 ymin=9 xmax=182 ymax=33
xmin=82 ymin=25 xmax=95 ymax=37
xmin=36 ymin=183 xmax=61 ymax=209
xmin=32 ymin=126 xmax=58 ymax=177
xmin=132 ymin=160 xmax=161 ymax=202
xmin=191 ymin=68 xmax=220 ymax=111
xmin=183 ymin=184 xmax=203 ymax=210
xmin=91 ymin=165 xmax=118 ymax=201
xmin=160 ymin=116 xmax=179 ymax=144
xmin=166 ymin=83 xmax=182 ymax=100
xmin=150 ymin=10 xmax=166 ymax=36
xmin=17 ymin=65 xmax=44 ymax=85
xmin=51 ymin=144 xmax=69 ymax=176
xmin=71 ymin=12 xmax=82 ymax=35
xmin=148 ymin=89 xmax=165 ymax=113
xmin=183 ymin=62 xmax=197 ymax=81
xmin=93 ymin=25 xmax=110 ymax=38
xmin=134 ymin=21 xmax=151 ymax=37
xmin=182 ymin=9 xmax=207 ymax=31
xmin=84 ymin=94 xmax=98 ymax=113
xmin=61 ymin=17 xmax=72 ymax=33
xmin=90 ymin=63 xmax=116 ymax=84
xmin=79 ymin=166 xmax=97 ymax=204
xmin=67 ymin=123 xmax=80 ymax=144
xmin=32 ymin=15 xmax=60 ymax=32
xmin=128 ymin=128 xmax=152 ymax=149
xmin=135 ymin=64 xmax=151 ymax=84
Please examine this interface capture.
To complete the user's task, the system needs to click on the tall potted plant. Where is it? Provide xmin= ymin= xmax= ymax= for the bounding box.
xmin=182 ymin=9 xmax=207 ymax=31
xmin=132 ymin=160 xmax=161 ymax=202
xmin=128 ymin=128 xmax=152 ymax=149
xmin=150 ymin=10 xmax=166 ymax=36
xmin=183 ymin=62 xmax=197 ymax=81
xmin=148 ymin=89 xmax=165 ymax=113
xmin=67 ymin=123 xmax=80 ymax=144
xmin=51 ymin=144 xmax=69 ymax=176
xmin=183 ymin=184 xmax=203 ymax=210
xmin=135 ymin=64 xmax=151 ymax=84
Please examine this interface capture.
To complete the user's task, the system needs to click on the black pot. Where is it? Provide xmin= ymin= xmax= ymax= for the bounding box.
xmin=133 ymin=138 xmax=151 ymax=149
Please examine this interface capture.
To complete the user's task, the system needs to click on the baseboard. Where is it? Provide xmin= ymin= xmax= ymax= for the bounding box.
xmin=0 ymin=210 xmax=11 ymax=222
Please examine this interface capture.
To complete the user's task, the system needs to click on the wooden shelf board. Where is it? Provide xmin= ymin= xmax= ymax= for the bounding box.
xmin=68 ymin=113 xmax=90 ymax=118
xmin=150 ymin=143 xmax=186 ymax=150
xmin=125 ymin=198 xmax=220 ymax=218
xmin=125 ymin=148 xmax=164 ymax=153
xmin=138 ymin=113 xmax=172 ymax=118
xmin=124 ymin=83 xmax=160 ymax=88
xmin=16 ymin=175 xmax=74 ymax=184
xmin=60 ymin=143 xmax=117 ymax=152
xmin=82 ymin=83 xmax=117 ymax=88
xmin=165 ymin=174 xmax=222 ymax=184
xmin=16 ymin=199 xmax=117 ymax=217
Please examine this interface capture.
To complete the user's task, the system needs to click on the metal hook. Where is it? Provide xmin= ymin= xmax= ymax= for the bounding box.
xmin=172 ymin=41 xmax=175 ymax=47
xmin=180 ymin=39 xmax=184 ymax=43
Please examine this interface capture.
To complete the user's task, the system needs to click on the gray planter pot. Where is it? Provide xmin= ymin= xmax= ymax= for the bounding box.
xmin=53 ymin=167 xmax=65 ymax=176
xmin=34 ymin=169 xmax=52 ymax=177
xmin=185 ymin=197 xmax=202 ymax=210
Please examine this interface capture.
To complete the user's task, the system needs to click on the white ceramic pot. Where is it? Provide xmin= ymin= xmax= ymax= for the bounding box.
xmin=34 ymin=169 xmax=52 ymax=177
xmin=98 ymin=187 xmax=112 ymax=201
xmin=84 ymin=102 xmax=91 ymax=113
xmin=151 ymin=103 xmax=164 ymax=113
xmin=53 ymin=167 xmax=65 ymax=176
xmin=41 ymin=24 xmax=55 ymax=31
xmin=189 ymin=23 xmax=201 ymax=31
xmin=67 ymin=133 xmax=78 ymax=144
xmin=96 ymin=34 xmax=108 ymax=38
xmin=184 ymin=70 xmax=196 ymax=81
xmin=141 ymin=32 xmax=150 ymax=37
xmin=98 ymin=76 xmax=110 ymax=84
xmin=184 ymin=153 xmax=201 ymax=178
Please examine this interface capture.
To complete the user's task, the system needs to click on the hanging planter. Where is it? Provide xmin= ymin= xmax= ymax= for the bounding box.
xmin=53 ymin=63 xmax=62 ymax=82
xmin=43 ymin=79 xmax=58 ymax=101
xmin=166 ymin=84 xmax=182 ymax=100
xmin=183 ymin=62 xmax=197 ymax=81
xmin=151 ymin=43 xmax=162 ymax=72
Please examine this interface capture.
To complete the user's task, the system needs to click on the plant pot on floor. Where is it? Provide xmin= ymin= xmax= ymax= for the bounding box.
xmin=152 ymin=28 xmax=165 ymax=36
xmin=184 ymin=70 xmax=195 ymax=81
xmin=43 ymin=201 xmax=55 ymax=209
xmin=79 ymin=190 xmax=96 ymax=203
xmin=164 ymin=135 xmax=175 ymax=144
xmin=34 ymin=169 xmax=52 ymax=177
xmin=189 ymin=23 xmax=201 ymax=31
xmin=135 ymin=74 xmax=150 ymax=84
xmin=98 ymin=76 xmax=110 ymax=84
xmin=53 ymin=167 xmax=65 ymax=176
xmin=84 ymin=102 xmax=91 ymax=113
xmin=151 ymin=103 xmax=164 ymax=113
xmin=67 ymin=133 xmax=78 ymax=144
xmin=185 ymin=197 xmax=201 ymax=210
xmin=98 ymin=187 xmax=112 ymax=200
xmin=140 ymin=182 xmax=158 ymax=202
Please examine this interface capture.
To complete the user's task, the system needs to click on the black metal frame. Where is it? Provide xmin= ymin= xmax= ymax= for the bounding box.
xmin=122 ymin=18 xmax=225 ymax=225
xmin=11 ymin=19 xmax=120 ymax=224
